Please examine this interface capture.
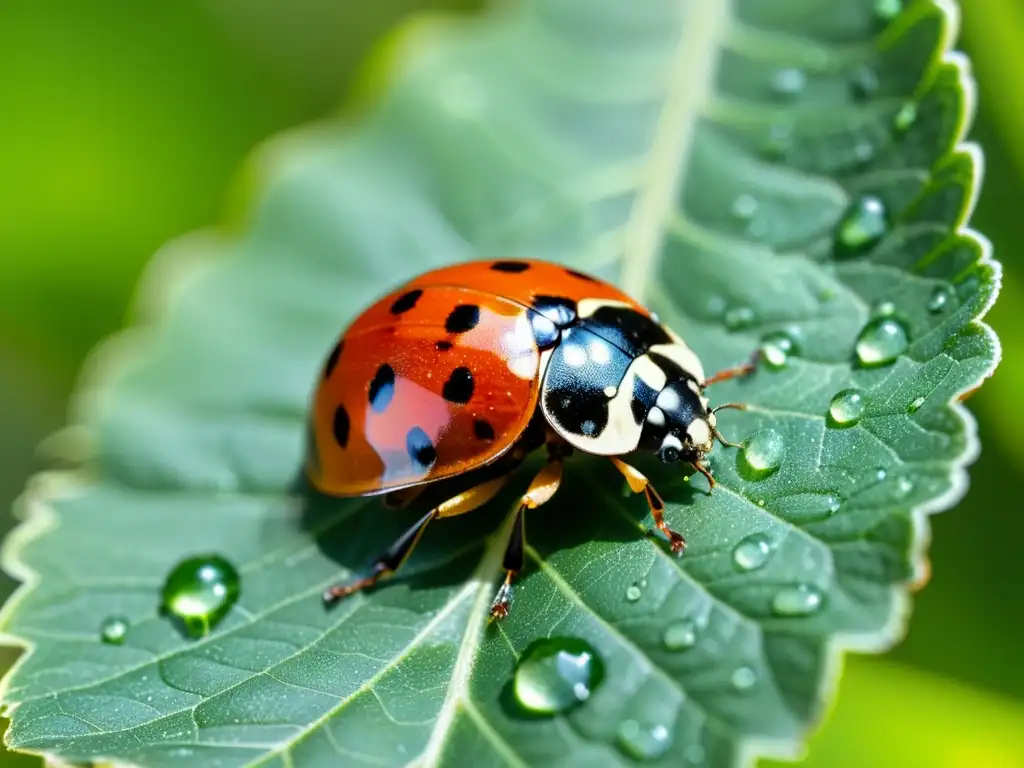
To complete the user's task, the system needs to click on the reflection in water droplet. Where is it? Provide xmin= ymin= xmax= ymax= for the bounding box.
xmin=732 ymin=533 xmax=773 ymax=571
xmin=724 ymin=306 xmax=756 ymax=331
xmin=829 ymin=389 xmax=865 ymax=426
xmin=907 ymin=396 xmax=926 ymax=413
xmin=616 ymin=720 xmax=672 ymax=761
xmin=663 ymin=621 xmax=698 ymax=651
xmin=759 ymin=330 xmax=798 ymax=369
xmin=731 ymin=193 xmax=759 ymax=220
xmin=100 ymin=616 xmax=129 ymax=645
xmin=850 ymin=66 xmax=879 ymax=100
xmin=740 ymin=430 xmax=785 ymax=478
xmin=731 ymin=666 xmax=757 ymax=691
xmin=770 ymin=68 xmax=807 ymax=98
xmin=855 ymin=317 xmax=910 ymax=367
xmin=772 ymin=584 xmax=824 ymax=616
xmin=835 ymin=196 xmax=889 ymax=257
xmin=626 ymin=584 xmax=642 ymax=602
xmin=894 ymin=101 xmax=918 ymax=134
xmin=927 ymin=286 xmax=952 ymax=313
xmin=161 ymin=555 xmax=240 ymax=638
xmin=513 ymin=637 xmax=605 ymax=715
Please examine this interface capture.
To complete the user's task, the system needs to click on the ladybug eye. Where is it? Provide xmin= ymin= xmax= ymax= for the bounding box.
xmin=657 ymin=434 xmax=684 ymax=464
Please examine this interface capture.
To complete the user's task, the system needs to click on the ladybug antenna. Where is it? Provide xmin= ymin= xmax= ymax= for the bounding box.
xmin=710 ymin=402 xmax=747 ymax=449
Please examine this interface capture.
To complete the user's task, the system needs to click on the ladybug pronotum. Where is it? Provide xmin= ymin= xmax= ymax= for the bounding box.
xmin=307 ymin=259 xmax=754 ymax=618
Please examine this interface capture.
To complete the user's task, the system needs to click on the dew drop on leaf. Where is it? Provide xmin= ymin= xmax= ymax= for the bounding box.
xmin=662 ymin=621 xmax=697 ymax=651
xmin=724 ymin=306 xmax=756 ymax=331
xmin=160 ymin=554 xmax=241 ymax=639
xmin=772 ymin=584 xmax=824 ymax=616
xmin=732 ymin=533 xmax=773 ymax=571
xmin=731 ymin=666 xmax=758 ymax=691
xmin=512 ymin=637 xmax=605 ymax=715
xmin=894 ymin=101 xmax=918 ymax=134
xmin=730 ymin=193 xmax=759 ymax=220
xmin=759 ymin=330 xmax=798 ymax=369
xmin=835 ymin=195 xmax=889 ymax=257
xmin=739 ymin=429 xmax=785 ymax=478
xmin=770 ymin=67 xmax=807 ymax=99
xmin=855 ymin=317 xmax=909 ymax=366
xmin=873 ymin=0 xmax=903 ymax=23
xmin=849 ymin=65 xmax=879 ymax=100
xmin=829 ymin=388 xmax=865 ymax=426
xmin=927 ymin=286 xmax=952 ymax=313
xmin=615 ymin=720 xmax=672 ymax=761
xmin=625 ymin=584 xmax=642 ymax=602
xmin=907 ymin=395 xmax=926 ymax=413
xmin=874 ymin=300 xmax=896 ymax=317
xmin=100 ymin=616 xmax=129 ymax=645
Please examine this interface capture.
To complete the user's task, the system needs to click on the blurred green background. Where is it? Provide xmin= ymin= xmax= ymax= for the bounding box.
xmin=0 ymin=1 xmax=1020 ymax=766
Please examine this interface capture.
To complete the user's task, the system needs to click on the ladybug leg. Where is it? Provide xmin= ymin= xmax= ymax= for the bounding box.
xmin=382 ymin=486 xmax=425 ymax=510
xmin=611 ymin=457 xmax=686 ymax=555
xmin=323 ymin=475 xmax=509 ymax=607
xmin=704 ymin=351 xmax=760 ymax=387
xmin=490 ymin=453 xmax=565 ymax=620
xmin=690 ymin=461 xmax=716 ymax=490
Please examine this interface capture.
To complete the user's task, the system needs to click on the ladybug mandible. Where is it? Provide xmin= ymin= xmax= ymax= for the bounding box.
xmin=307 ymin=259 xmax=754 ymax=619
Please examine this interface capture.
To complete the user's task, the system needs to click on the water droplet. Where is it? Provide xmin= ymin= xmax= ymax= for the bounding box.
xmin=853 ymin=140 xmax=875 ymax=167
xmin=161 ymin=554 xmax=241 ymax=639
xmin=772 ymin=584 xmax=824 ymax=616
xmin=829 ymin=389 xmax=866 ymax=426
xmin=759 ymin=330 xmax=798 ymax=369
xmin=761 ymin=122 xmax=793 ymax=159
xmin=724 ymin=306 xmax=756 ymax=331
xmin=706 ymin=295 xmax=727 ymax=316
xmin=855 ymin=317 xmax=909 ymax=367
xmin=907 ymin=395 xmax=926 ymax=413
xmin=896 ymin=476 xmax=914 ymax=498
xmin=732 ymin=533 xmax=773 ymax=571
xmin=739 ymin=429 xmax=785 ymax=479
xmin=770 ymin=68 xmax=807 ymax=98
xmin=874 ymin=301 xmax=896 ymax=317
xmin=894 ymin=101 xmax=918 ymax=134
xmin=874 ymin=0 xmax=903 ymax=23
xmin=731 ymin=193 xmax=759 ymax=220
xmin=876 ymin=467 xmax=888 ymax=482
xmin=850 ymin=66 xmax=879 ymax=100
xmin=100 ymin=616 xmax=129 ymax=645
xmin=927 ymin=286 xmax=952 ymax=313
xmin=662 ymin=621 xmax=697 ymax=651
xmin=625 ymin=584 xmax=642 ymax=602
xmin=513 ymin=637 xmax=605 ymax=715
xmin=835 ymin=196 xmax=889 ymax=257
xmin=616 ymin=720 xmax=672 ymax=761
xmin=731 ymin=666 xmax=757 ymax=691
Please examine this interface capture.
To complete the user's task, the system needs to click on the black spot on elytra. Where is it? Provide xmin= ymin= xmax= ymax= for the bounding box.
xmin=332 ymin=406 xmax=350 ymax=448
xmin=566 ymin=268 xmax=598 ymax=282
xmin=324 ymin=340 xmax=343 ymax=379
xmin=473 ymin=419 xmax=495 ymax=441
xmin=585 ymin=305 xmax=671 ymax=358
xmin=368 ymin=364 xmax=396 ymax=412
xmin=442 ymin=367 xmax=474 ymax=404
xmin=532 ymin=295 xmax=576 ymax=327
xmin=491 ymin=260 xmax=530 ymax=273
xmin=436 ymin=340 xmax=453 ymax=351
xmin=390 ymin=289 xmax=423 ymax=315
xmin=406 ymin=426 xmax=437 ymax=470
xmin=445 ymin=304 xmax=480 ymax=334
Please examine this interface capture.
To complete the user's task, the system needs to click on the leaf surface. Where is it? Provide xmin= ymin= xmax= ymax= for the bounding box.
xmin=0 ymin=1 xmax=999 ymax=766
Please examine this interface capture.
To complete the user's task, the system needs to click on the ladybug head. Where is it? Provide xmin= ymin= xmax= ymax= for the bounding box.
xmin=637 ymin=377 xmax=717 ymax=465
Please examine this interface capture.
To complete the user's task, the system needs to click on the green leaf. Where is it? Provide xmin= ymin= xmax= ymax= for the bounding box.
xmin=0 ymin=1 xmax=1000 ymax=766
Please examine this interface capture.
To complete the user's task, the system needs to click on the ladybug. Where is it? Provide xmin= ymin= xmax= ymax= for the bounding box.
xmin=307 ymin=259 xmax=754 ymax=618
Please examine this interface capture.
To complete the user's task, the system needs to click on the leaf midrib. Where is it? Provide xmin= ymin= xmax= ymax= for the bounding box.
xmin=619 ymin=0 xmax=731 ymax=298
